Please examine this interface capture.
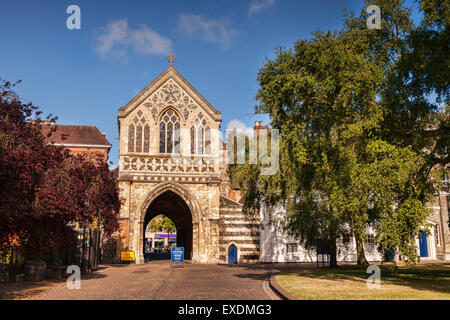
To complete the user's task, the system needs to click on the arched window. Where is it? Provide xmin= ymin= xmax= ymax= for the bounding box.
xmin=143 ymin=124 xmax=150 ymax=153
xmin=159 ymin=109 xmax=180 ymax=154
xmin=136 ymin=124 xmax=142 ymax=153
xmin=128 ymin=112 xmax=150 ymax=153
xmin=191 ymin=117 xmax=211 ymax=155
xmin=128 ymin=124 xmax=135 ymax=152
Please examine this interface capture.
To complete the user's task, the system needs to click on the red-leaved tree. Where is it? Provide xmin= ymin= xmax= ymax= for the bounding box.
xmin=0 ymin=79 xmax=121 ymax=260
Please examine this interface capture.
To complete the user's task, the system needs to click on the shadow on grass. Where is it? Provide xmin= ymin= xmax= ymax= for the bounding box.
xmin=220 ymin=262 xmax=318 ymax=282
xmin=280 ymin=263 xmax=450 ymax=295
xmin=220 ymin=262 xmax=317 ymax=271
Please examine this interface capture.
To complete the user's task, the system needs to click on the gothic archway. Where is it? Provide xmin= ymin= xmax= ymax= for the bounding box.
xmin=144 ymin=191 xmax=192 ymax=260
xmin=135 ymin=182 xmax=201 ymax=263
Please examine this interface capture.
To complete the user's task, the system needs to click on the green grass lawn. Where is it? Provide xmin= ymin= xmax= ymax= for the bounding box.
xmin=275 ymin=262 xmax=450 ymax=300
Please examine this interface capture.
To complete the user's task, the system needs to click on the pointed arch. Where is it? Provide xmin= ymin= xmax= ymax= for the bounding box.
xmin=128 ymin=112 xmax=150 ymax=153
xmin=226 ymin=242 xmax=240 ymax=264
xmin=138 ymin=182 xmax=201 ymax=224
xmin=159 ymin=108 xmax=181 ymax=154
xmin=191 ymin=116 xmax=211 ymax=155
xmin=134 ymin=182 xmax=202 ymax=263
xmin=128 ymin=124 xmax=135 ymax=152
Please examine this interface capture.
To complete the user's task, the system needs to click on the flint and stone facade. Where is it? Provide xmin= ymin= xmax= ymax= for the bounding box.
xmin=116 ymin=63 xmax=259 ymax=264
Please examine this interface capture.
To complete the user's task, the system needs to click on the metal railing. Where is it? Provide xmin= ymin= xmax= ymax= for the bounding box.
xmin=0 ymin=246 xmax=25 ymax=283
xmin=71 ymin=228 xmax=101 ymax=272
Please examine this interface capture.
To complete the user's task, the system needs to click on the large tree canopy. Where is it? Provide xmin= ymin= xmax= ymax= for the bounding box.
xmin=229 ymin=0 xmax=448 ymax=266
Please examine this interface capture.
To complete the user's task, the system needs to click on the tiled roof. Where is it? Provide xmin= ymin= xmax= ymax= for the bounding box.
xmin=40 ymin=124 xmax=111 ymax=147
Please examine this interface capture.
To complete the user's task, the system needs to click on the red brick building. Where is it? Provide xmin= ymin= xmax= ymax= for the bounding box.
xmin=40 ymin=123 xmax=112 ymax=162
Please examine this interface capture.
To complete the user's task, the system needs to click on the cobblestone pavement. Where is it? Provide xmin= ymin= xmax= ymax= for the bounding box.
xmin=11 ymin=261 xmax=314 ymax=300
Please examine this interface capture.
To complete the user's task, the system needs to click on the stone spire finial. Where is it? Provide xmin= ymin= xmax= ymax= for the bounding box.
xmin=168 ymin=54 xmax=175 ymax=67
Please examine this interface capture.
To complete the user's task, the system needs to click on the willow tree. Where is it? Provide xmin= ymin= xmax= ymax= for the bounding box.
xmin=349 ymin=0 xmax=449 ymax=264
xmin=230 ymin=26 xmax=386 ymax=267
xmin=229 ymin=0 xmax=448 ymax=266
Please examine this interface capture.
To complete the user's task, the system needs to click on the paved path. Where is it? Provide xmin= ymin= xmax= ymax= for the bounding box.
xmin=28 ymin=261 xmax=307 ymax=300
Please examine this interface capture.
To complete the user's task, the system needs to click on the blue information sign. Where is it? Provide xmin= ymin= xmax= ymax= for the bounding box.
xmin=171 ymin=247 xmax=184 ymax=264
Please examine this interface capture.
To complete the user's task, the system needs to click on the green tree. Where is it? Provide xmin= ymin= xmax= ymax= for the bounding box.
xmin=352 ymin=0 xmax=448 ymax=263
xmin=231 ymin=27 xmax=385 ymax=267
xmin=229 ymin=0 xmax=448 ymax=266
xmin=150 ymin=215 xmax=176 ymax=234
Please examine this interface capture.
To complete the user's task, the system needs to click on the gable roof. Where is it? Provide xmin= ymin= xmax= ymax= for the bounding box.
xmin=118 ymin=66 xmax=221 ymax=121
xmin=40 ymin=124 xmax=111 ymax=148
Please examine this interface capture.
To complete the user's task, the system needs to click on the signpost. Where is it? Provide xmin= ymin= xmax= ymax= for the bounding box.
xmin=171 ymin=247 xmax=184 ymax=268
xmin=121 ymin=251 xmax=135 ymax=263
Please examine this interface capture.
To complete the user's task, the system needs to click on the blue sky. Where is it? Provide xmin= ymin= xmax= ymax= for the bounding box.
xmin=0 ymin=0 xmax=418 ymax=166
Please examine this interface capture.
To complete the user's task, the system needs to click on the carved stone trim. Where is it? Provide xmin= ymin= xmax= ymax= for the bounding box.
xmin=137 ymin=182 xmax=202 ymax=224
xmin=118 ymin=174 xmax=219 ymax=184
xmin=118 ymin=68 xmax=221 ymax=121
xmin=120 ymin=155 xmax=215 ymax=174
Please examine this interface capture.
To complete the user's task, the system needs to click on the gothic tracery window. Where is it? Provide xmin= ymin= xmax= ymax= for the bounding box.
xmin=128 ymin=111 xmax=150 ymax=153
xmin=159 ymin=109 xmax=180 ymax=154
xmin=191 ymin=116 xmax=211 ymax=155
xmin=128 ymin=124 xmax=135 ymax=152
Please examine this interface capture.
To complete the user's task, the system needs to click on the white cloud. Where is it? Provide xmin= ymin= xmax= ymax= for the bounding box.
xmin=95 ymin=19 xmax=172 ymax=62
xmin=249 ymin=0 xmax=275 ymax=15
xmin=177 ymin=14 xmax=241 ymax=49
xmin=227 ymin=119 xmax=253 ymax=135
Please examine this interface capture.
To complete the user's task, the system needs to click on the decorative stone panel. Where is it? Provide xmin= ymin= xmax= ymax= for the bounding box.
xmin=116 ymin=65 xmax=263 ymax=264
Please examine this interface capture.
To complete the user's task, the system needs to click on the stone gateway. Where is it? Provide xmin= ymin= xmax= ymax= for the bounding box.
xmin=115 ymin=57 xmax=450 ymax=265
xmin=116 ymin=57 xmax=260 ymax=264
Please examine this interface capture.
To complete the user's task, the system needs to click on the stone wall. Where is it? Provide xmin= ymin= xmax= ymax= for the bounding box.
xmin=428 ymin=193 xmax=450 ymax=260
xmin=219 ymin=196 xmax=260 ymax=263
xmin=117 ymin=177 xmax=223 ymax=264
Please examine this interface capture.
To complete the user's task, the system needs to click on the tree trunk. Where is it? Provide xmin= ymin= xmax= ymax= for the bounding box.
xmin=329 ymin=237 xmax=338 ymax=268
xmin=355 ymin=233 xmax=369 ymax=265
